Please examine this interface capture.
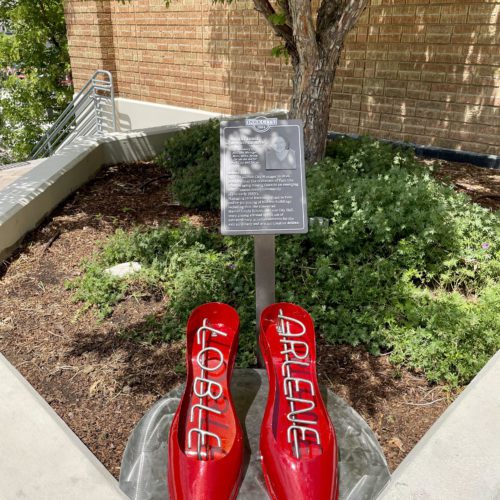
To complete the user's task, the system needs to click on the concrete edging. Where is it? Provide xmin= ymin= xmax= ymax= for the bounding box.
xmin=0 ymin=354 xmax=127 ymax=499
xmin=377 ymin=349 xmax=500 ymax=499
xmin=0 ymin=125 xmax=181 ymax=260
xmin=0 ymin=110 xmax=287 ymax=261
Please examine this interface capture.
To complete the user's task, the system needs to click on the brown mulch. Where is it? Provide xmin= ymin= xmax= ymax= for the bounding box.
xmin=0 ymin=159 xmax=497 ymax=478
xmin=432 ymin=159 xmax=500 ymax=211
xmin=0 ymin=163 xmax=210 ymax=478
xmin=317 ymin=344 xmax=453 ymax=470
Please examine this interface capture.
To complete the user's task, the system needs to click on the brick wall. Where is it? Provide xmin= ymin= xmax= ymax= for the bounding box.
xmin=64 ymin=0 xmax=500 ymax=155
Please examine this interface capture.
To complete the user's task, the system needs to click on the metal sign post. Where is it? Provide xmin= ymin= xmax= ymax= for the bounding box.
xmin=220 ymin=117 xmax=307 ymax=365
xmin=254 ymin=234 xmax=275 ymax=365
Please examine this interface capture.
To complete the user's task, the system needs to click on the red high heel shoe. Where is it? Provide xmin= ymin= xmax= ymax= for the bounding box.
xmin=168 ymin=303 xmax=243 ymax=499
xmin=259 ymin=303 xmax=339 ymax=500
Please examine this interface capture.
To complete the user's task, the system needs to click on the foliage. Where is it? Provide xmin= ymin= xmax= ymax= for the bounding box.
xmin=270 ymin=42 xmax=289 ymax=63
xmin=386 ymin=283 xmax=500 ymax=386
xmin=0 ymin=0 xmax=72 ymax=161
xmin=66 ymin=259 xmax=128 ymax=318
xmin=119 ymin=313 xmax=182 ymax=344
xmin=67 ymin=221 xmax=256 ymax=366
xmin=69 ymin=137 xmax=500 ymax=385
xmin=157 ymin=119 xmax=220 ymax=210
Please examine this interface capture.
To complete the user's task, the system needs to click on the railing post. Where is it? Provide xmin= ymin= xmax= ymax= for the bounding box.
xmin=92 ymin=80 xmax=99 ymax=135
xmin=28 ymin=69 xmax=115 ymax=160
xmin=110 ymin=72 xmax=116 ymax=132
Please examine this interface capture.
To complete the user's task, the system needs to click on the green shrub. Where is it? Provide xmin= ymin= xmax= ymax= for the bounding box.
xmin=157 ymin=119 xmax=220 ymax=210
xmin=67 ymin=221 xmax=258 ymax=366
xmin=70 ymin=137 xmax=500 ymax=385
xmin=308 ymin=144 xmax=500 ymax=294
xmin=386 ymin=281 xmax=500 ymax=386
xmin=66 ymin=260 xmax=128 ymax=318
xmin=119 ymin=314 xmax=184 ymax=344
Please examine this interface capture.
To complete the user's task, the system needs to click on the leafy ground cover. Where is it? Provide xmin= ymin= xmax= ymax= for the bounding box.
xmin=0 ymin=116 xmax=497 ymax=480
xmin=0 ymin=162 xmax=461 ymax=475
xmin=69 ymin=127 xmax=500 ymax=387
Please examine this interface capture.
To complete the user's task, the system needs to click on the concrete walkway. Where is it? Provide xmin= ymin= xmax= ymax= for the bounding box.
xmin=378 ymin=349 xmax=500 ymax=499
xmin=1 ymin=343 xmax=499 ymax=499
xmin=0 ymin=160 xmax=43 ymax=191
xmin=0 ymin=354 xmax=127 ymax=499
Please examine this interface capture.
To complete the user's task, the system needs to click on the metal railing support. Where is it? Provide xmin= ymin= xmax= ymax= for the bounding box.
xmin=29 ymin=70 xmax=115 ymax=160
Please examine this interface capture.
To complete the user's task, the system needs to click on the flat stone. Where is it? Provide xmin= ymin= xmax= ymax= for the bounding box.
xmin=105 ymin=262 xmax=142 ymax=278
xmin=119 ymin=368 xmax=390 ymax=499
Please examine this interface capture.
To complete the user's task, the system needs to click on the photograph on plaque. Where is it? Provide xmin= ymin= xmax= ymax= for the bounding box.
xmin=220 ymin=118 xmax=308 ymax=235
xmin=265 ymin=132 xmax=297 ymax=171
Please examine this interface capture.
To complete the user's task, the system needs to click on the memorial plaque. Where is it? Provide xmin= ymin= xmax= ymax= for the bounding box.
xmin=220 ymin=118 xmax=308 ymax=235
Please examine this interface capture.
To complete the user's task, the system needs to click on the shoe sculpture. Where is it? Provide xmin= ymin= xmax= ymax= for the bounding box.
xmin=168 ymin=303 xmax=243 ymax=500
xmin=260 ymin=302 xmax=339 ymax=500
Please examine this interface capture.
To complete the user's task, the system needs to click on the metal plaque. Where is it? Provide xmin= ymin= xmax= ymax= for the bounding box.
xmin=220 ymin=118 xmax=308 ymax=235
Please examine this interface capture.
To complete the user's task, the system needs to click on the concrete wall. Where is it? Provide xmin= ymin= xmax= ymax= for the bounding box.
xmin=115 ymin=97 xmax=220 ymax=131
xmin=0 ymin=110 xmax=284 ymax=261
xmin=64 ymin=0 xmax=500 ymax=156
xmin=0 ymin=123 xmax=196 ymax=261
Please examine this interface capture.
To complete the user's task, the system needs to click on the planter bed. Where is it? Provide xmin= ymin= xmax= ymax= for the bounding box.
xmin=1 ymin=159 xmax=497 ymax=477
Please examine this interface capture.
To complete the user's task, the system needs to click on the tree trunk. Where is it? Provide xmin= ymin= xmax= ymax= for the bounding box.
xmin=288 ymin=49 xmax=341 ymax=164
xmin=252 ymin=0 xmax=368 ymax=162
xmin=272 ymin=0 xmax=369 ymax=164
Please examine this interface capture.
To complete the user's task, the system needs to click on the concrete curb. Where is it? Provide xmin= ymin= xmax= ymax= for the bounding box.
xmin=377 ymin=349 xmax=500 ymax=499
xmin=0 ymin=127 xmax=182 ymax=261
xmin=0 ymin=113 xmax=233 ymax=262
xmin=0 ymin=110 xmax=287 ymax=262
xmin=0 ymin=354 xmax=127 ymax=499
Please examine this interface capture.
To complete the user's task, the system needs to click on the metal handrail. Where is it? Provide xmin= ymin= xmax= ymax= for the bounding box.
xmin=29 ymin=70 xmax=116 ymax=160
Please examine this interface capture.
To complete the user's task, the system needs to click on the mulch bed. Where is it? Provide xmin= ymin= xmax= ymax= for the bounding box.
xmin=433 ymin=159 xmax=500 ymax=211
xmin=0 ymin=159 xmax=497 ymax=478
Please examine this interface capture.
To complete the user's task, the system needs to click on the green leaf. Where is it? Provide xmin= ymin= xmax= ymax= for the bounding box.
xmin=268 ymin=12 xmax=287 ymax=26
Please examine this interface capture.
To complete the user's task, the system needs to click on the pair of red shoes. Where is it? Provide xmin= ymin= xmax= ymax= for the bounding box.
xmin=168 ymin=302 xmax=339 ymax=500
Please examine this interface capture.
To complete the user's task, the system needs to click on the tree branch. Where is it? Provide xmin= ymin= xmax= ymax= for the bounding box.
xmin=317 ymin=0 xmax=368 ymax=52
xmin=316 ymin=0 xmax=342 ymax=35
xmin=252 ymin=0 xmax=298 ymax=64
xmin=288 ymin=0 xmax=318 ymax=59
xmin=252 ymin=0 xmax=294 ymax=41
xmin=277 ymin=0 xmax=292 ymax=27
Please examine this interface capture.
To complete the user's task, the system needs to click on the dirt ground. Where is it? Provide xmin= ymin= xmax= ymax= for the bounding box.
xmin=433 ymin=158 xmax=500 ymax=211
xmin=0 ymin=159 xmax=497 ymax=479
